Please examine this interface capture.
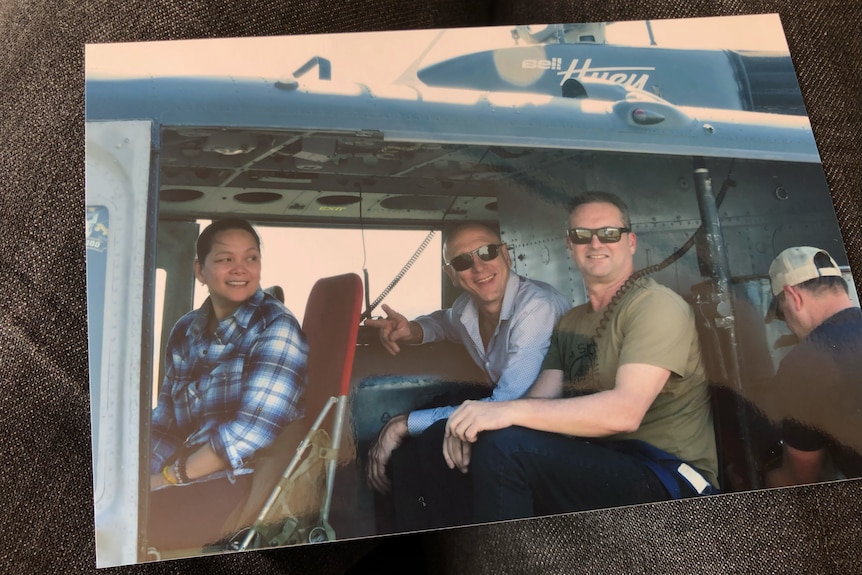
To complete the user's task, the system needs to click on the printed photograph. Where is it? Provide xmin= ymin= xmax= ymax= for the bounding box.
xmin=85 ymin=14 xmax=861 ymax=567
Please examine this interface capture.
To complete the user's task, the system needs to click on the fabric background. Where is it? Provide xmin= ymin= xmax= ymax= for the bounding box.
xmin=1 ymin=0 xmax=860 ymax=573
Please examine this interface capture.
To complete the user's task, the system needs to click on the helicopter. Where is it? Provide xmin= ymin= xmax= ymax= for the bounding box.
xmin=85 ymin=18 xmax=855 ymax=567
